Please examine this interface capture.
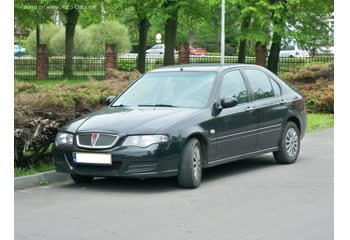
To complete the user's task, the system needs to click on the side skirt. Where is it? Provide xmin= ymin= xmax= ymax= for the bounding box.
xmin=205 ymin=147 xmax=279 ymax=168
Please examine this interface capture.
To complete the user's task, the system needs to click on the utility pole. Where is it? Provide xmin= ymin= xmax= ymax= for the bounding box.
xmin=221 ymin=0 xmax=225 ymax=64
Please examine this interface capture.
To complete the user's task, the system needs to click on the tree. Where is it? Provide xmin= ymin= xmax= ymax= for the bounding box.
xmin=114 ymin=0 xmax=159 ymax=73
xmin=62 ymin=5 xmax=79 ymax=77
xmin=14 ymin=0 xmax=52 ymax=49
xmin=163 ymin=0 xmax=179 ymax=66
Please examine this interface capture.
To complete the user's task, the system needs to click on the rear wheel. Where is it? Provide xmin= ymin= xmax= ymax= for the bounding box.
xmin=71 ymin=174 xmax=94 ymax=184
xmin=177 ymin=138 xmax=202 ymax=188
xmin=273 ymin=122 xmax=300 ymax=164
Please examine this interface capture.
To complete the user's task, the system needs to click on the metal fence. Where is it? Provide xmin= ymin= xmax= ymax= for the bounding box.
xmin=14 ymin=55 xmax=334 ymax=80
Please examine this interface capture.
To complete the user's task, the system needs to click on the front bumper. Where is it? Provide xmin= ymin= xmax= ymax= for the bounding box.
xmin=52 ymin=142 xmax=180 ymax=178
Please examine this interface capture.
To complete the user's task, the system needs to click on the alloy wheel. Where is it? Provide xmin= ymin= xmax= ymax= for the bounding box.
xmin=285 ymin=128 xmax=299 ymax=158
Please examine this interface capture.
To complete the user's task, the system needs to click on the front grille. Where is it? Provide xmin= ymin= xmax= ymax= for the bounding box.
xmin=77 ymin=133 xmax=119 ymax=149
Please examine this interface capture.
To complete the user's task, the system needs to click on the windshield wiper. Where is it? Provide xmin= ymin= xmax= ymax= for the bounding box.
xmin=138 ymin=104 xmax=178 ymax=107
xmin=111 ymin=104 xmax=129 ymax=107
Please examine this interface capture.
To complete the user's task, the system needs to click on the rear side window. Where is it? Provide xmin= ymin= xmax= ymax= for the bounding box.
xmin=270 ymin=78 xmax=281 ymax=96
xmin=219 ymin=70 xmax=248 ymax=104
xmin=244 ymin=69 xmax=274 ymax=100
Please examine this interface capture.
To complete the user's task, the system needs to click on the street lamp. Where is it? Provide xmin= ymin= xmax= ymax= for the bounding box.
xmin=221 ymin=0 xmax=225 ymax=64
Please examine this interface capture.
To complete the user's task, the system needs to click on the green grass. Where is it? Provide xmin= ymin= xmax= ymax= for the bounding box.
xmin=18 ymin=79 xmax=90 ymax=86
xmin=14 ymin=161 xmax=55 ymax=177
xmin=307 ymin=113 xmax=334 ymax=132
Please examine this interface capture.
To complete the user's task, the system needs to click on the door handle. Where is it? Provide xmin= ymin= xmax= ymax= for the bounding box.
xmin=245 ymin=106 xmax=255 ymax=112
xmin=279 ymin=99 xmax=286 ymax=105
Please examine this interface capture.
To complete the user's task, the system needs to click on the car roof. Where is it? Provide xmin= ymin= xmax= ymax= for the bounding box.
xmin=149 ymin=63 xmax=264 ymax=73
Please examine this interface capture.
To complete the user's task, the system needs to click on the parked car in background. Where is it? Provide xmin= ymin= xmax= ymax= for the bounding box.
xmin=190 ymin=46 xmax=208 ymax=56
xmin=146 ymin=44 xmax=176 ymax=55
xmin=314 ymin=46 xmax=334 ymax=55
xmin=14 ymin=44 xmax=26 ymax=57
xmin=279 ymin=45 xmax=309 ymax=58
xmin=146 ymin=44 xmax=165 ymax=54
xmin=53 ymin=64 xmax=307 ymax=188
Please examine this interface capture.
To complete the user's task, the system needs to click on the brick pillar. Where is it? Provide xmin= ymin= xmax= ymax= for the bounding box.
xmin=255 ymin=41 xmax=267 ymax=68
xmin=178 ymin=42 xmax=190 ymax=64
xmin=36 ymin=44 xmax=48 ymax=80
xmin=105 ymin=44 xmax=117 ymax=79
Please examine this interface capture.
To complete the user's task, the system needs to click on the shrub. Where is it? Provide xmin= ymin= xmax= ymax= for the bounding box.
xmin=49 ymin=26 xmax=89 ymax=56
xmin=85 ymin=20 xmax=131 ymax=57
xmin=281 ymin=62 xmax=334 ymax=113
xmin=118 ymin=59 xmax=137 ymax=72
xmin=14 ymin=71 xmax=140 ymax=168
xmin=24 ymin=21 xmax=131 ymax=57
xmin=25 ymin=23 xmax=63 ymax=56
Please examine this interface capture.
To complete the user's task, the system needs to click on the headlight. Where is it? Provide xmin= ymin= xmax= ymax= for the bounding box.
xmin=55 ymin=132 xmax=73 ymax=146
xmin=122 ymin=135 xmax=169 ymax=148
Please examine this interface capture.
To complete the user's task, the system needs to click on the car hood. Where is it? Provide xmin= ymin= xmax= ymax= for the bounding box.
xmin=61 ymin=107 xmax=202 ymax=135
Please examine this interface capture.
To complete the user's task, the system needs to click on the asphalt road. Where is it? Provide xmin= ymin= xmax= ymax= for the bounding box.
xmin=15 ymin=128 xmax=333 ymax=240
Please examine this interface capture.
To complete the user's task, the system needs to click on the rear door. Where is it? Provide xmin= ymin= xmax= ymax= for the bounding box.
xmin=211 ymin=69 xmax=258 ymax=161
xmin=243 ymin=68 xmax=288 ymax=150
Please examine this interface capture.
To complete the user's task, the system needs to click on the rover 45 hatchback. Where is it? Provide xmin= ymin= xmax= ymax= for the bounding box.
xmin=53 ymin=64 xmax=307 ymax=188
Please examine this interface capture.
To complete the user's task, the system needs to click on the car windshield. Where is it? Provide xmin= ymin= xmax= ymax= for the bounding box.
xmin=112 ymin=71 xmax=217 ymax=108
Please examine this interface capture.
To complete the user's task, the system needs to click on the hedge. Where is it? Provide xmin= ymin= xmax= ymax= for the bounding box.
xmin=281 ymin=62 xmax=334 ymax=113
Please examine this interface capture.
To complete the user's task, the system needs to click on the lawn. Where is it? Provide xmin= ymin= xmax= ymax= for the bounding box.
xmin=307 ymin=113 xmax=334 ymax=132
xmin=18 ymin=79 xmax=90 ymax=86
xmin=14 ymin=161 xmax=55 ymax=177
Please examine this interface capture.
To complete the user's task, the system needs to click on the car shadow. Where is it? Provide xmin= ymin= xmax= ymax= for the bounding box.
xmin=59 ymin=154 xmax=278 ymax=193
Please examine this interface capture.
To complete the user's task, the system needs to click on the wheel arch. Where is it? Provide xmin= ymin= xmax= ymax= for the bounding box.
xmin=287 ymin=115 xmax=301 ymax=133
xmin=184 ymin=132 xmax=210 ymax=166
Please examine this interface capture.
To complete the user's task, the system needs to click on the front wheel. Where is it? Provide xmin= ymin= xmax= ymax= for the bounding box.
xmin=177 ymin=138 xmax=202 ymax=188
xmin=273 ymin=122 xmax=300 ymax=164
xmin=71 ymin=174 xmax=94 ymax=184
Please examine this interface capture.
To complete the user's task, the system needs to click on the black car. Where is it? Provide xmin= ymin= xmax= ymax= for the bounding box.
xmin=53 ymin=64 xmax=307 ymax=188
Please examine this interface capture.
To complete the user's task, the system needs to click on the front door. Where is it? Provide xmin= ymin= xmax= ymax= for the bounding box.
xmin=210 ymin=70 xmax=258 ymax=162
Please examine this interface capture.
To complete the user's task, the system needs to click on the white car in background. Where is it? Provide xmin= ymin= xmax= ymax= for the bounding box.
xmin=279 ymin=45 xmax=309 ymax=58
xmin=146 ymin=44 xmax=166 ymax=54
xmin=146 ymin=44 xmax=176 ymax=55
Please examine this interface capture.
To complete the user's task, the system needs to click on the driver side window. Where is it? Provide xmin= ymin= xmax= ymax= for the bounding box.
xmin=219 ymin=70 xmax=248 ymax=104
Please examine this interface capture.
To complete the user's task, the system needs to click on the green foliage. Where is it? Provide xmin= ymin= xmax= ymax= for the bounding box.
xmin=85 ymin=20 xmax=131 ymax=57
xmin=25 ymin=23 xmax=63 ymax=56
xmin=50 ymin=26 xmax=89 ymax=56
xmin=24 ymin=21 xmax=131 ymax=57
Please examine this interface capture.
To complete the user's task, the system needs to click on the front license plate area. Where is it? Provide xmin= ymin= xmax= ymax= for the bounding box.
xmin=73 ymin=152 xmax=112 ymax=165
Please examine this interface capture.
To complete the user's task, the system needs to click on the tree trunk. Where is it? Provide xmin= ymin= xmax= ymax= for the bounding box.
xmin=238 ymin=39 xmax=247 ymax=63
xmin=136 ymin=16 xmax=150 ymax=73
xmin=267 ymin=32 xmax=282 ymax=74
xmin=255 ymin=41 xmax=267 ymax=67
xmin=238 ymin=17 xmax=250 ymax=63
xmin=164 ymin=7 xmax=178 ymax=66
xmin=36 ymin=14 xmax=40 ymax=50
xmin=64 ymin=7 xmax=79 ymax=78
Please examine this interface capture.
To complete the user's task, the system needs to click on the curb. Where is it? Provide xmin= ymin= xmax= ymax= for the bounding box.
xmin=15 ymin=171 xmax=71 ymax=190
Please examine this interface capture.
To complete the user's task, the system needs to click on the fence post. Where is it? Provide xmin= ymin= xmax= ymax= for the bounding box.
xmin=105 ymin=44 xmax=117 ymax=79
xmin=36 ymin=44 xmax=48 ymax=80
xmin=178 ymin=42 xmax=190 ymax=64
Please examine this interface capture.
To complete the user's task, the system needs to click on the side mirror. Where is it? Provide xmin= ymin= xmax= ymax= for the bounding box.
xmin=106 ymin=96 xmax=116 ymax=106
xmin=220 ymin=97 xmax=238 ymax=109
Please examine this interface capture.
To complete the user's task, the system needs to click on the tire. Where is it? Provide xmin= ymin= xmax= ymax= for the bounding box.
xmin=71 ymin=174 xmax=94 ymax=184
xmin=273 ymin=122 xmax=300 ymax=164
xmin=177 ymin=138 xmax=202 ymax=188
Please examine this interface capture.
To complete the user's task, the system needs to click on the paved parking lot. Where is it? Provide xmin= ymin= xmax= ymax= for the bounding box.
xmin=15 ymin=128 xmax=333 ymax=240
